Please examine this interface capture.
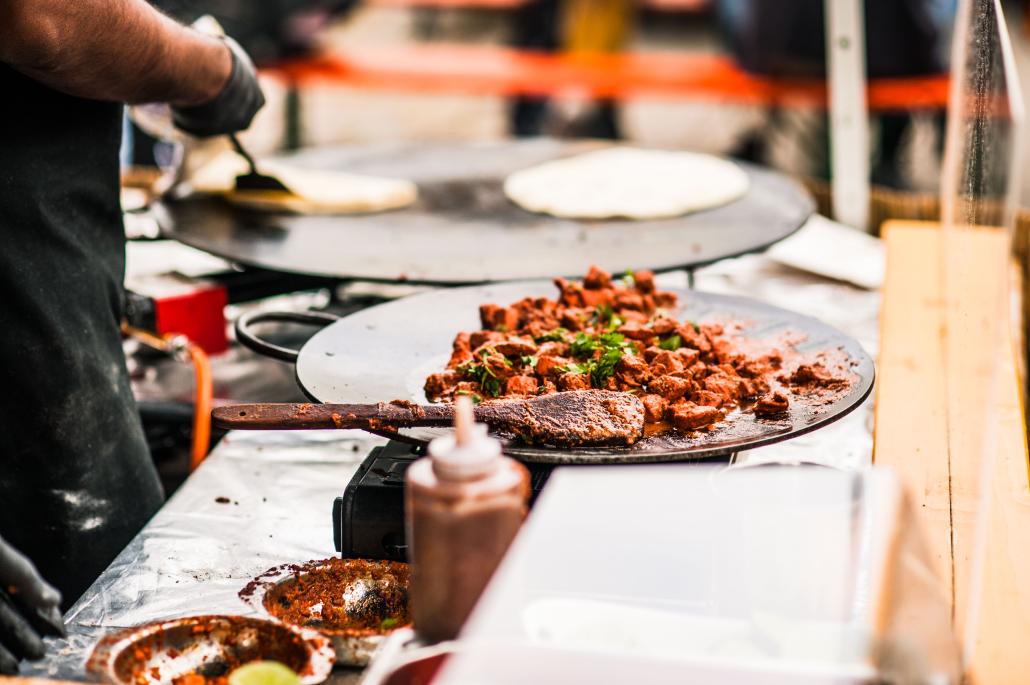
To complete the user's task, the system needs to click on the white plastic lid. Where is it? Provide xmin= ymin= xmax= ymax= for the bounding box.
xmin=429 ymin=397 xmax=502 ymax=481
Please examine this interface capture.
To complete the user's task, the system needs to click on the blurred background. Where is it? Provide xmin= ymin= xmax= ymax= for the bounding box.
xmin=129 ymin=0 xmax=990 ymax=197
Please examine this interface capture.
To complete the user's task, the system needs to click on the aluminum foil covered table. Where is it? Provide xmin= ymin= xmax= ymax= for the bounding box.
xmin=23 ymin=225 xmax=882 ymax=682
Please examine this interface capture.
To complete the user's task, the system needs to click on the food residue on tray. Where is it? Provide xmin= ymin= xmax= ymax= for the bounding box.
xmin=252 ymin=558 xmax=410 ymax=637
xmin=424 ymin=266 xmax=852 ymax=436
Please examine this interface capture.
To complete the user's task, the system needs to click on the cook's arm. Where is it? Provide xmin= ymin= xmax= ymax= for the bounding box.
xmin=0 ymin=0 xmax=264 ymax=135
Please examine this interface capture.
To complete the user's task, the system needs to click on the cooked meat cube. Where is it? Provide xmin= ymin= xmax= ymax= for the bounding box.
xmin=634 ymin=270 xmax=656 ymax=294
xmin=558 ymin=372 xmax=592 ymax=391
xmin=762 ymin=351 xmax=784 ymax=369
xmin=616 ymin=321 xmax=656 ymax=341
xmin=678 ymin=325 xmax=711 ymax=354
xmin=675 ymin=348 xmax=700 ymax=367
xmin=561 ymin=308 xmax=587 ymax=331
xmin=735 ymin=358 xmax=770 ymax=378
xmin=495 ymin=337 xmax=536 ymax=357
xmin=689 ymin=361 xmax=708 ymax=378
xmin=536 ymin=355 xmax=570 ymax=378
xmin=704 ymin=374 xmax=743 ymax=402
xmin=537 ymin=341 xmax=570 ymax=357
xmin=470 ymin=330 xmax=504 ymax=351
xmin=479 ymin=303 xmax=501 ymax=329
xmin=479 ymin=304 xmax=521 ymax=332
xmin=614 ymin=291 xmax=645 ymax=312
xmin=650 ymin=350 xmax=685 ymax=376
xmin=641 ymin=394 xmax=669 ymax=423
xmin=669 ymin=402 xmax=721 ymax=431
xmin=539 ymin=379 xmax=558 ymax=394
xmin=616 ymin=355 xmax=652 ymax=388
xmin=651 ymin=317 xmax=678 ymax=336
xmin=483 ymin=352 xmax=517 ymax=379
xmin=424 ymin=370 xmax=460 ymax=400
xmin=739 ymin=377 xmax=769 ymax=397
xmin=754 ymin=391 xmax=790 ymax=416
xmin=712 ymin=339 xmax=743 ymax=364
xmin=648 ymin=375 xmax=691 ymax=402
xmin=554 ymin=278 xmax=585 ymax=307
xmin=693 ymin=390 xmax=724 ymax=407
xmin=583 ymin=265 xmax=612 ymax=289
xmin=643 ymin=345 xmax=663 ymax=362
xmin=700 ymin=322 xmax=724 ymax=337
xmin=455 ymin=381 xmax=480 ymax=395
xmin=581 ymin=288 xmax=616 ymax=309
xmin=620 ymin=309 xmax=649 ymax=324
xmin=654 ymin=291 xmax=678 ymax=308
xmin=784 ymin=363 xmax=847 ymax=388
xmin=505 ymin=375 xmax=539 ymax=396
xmin=448 ymin=332 xmax=473 ymax=369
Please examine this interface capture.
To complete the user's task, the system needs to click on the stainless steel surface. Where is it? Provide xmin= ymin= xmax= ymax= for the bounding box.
xmin=23 ymin=251 xmax=879 ymax=683
xmin=295 ymin=282 xmax=875 ymax=464
xmin=161 ymin=139 xmax=814 ymax=283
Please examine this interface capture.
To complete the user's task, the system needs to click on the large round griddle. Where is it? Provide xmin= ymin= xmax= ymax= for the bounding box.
xmin=294 ymin=281 xmax=874 ymax=464
xmin=162 ymin=139 xmax=813 ymax=284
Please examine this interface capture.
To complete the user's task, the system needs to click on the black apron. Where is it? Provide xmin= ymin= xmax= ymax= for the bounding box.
xmin=0 ymin=66 xmax=164 ymax=607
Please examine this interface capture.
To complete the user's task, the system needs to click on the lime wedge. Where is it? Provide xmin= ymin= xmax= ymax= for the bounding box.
xmin=228 ymin=662 xmax=301 ymax=685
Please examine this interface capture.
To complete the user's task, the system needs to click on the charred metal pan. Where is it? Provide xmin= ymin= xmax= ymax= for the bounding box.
xmin=239 ymin=558 xmax=411 ymax=667
xmin=86 ymin=615 xmax=335 ymax=685
xmin=234 ymin=281 xmax=874 ymax=465
xmin=161 ymin=138 xmax=813 ymax=284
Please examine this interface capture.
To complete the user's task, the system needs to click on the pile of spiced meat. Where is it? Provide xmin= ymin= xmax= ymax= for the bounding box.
xmin=425 ymin=266 xmax=845 ymax=434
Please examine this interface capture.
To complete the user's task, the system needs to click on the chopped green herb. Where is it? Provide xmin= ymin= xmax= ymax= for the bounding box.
xmin=658 ymin=335 xmax=682 ymax=351
xmin=380 ymin=617 xmax=400 ymax=630
xmin=521 ymin=355 xmax=538 ymax=368
xmin=454 ymin=390 xmax=483 ymax=404
xmin=621 ymin=270 xmax=635 ymax=287
xmin=570 ymin=332 xmax=599 ymax=358
xmin=692 ymin=322 xmax=701 ymax=334
xmin=457 ymin=358 xmax=502 ymax=398
xmin=563 ymin=362 xmax=588 ymax=375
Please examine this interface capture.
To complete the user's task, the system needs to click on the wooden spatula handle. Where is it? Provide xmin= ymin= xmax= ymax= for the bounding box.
xmin=212 ymin=402 xmax=454 ymax=430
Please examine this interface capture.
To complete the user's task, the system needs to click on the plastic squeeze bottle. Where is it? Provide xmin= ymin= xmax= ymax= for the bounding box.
xmin=406 ymin=396 xmax=531 ymax=642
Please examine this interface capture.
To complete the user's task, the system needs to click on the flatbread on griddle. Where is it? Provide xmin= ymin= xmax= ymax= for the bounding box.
xmin=504 ymin=147 xmax=749 ymax=220
xmin=190 ymin=152 xmax=417 ymax=215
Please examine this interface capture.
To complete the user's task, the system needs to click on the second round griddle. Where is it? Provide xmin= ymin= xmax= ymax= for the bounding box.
xmin=294 ymin=281 xmax=875 ymax=464
xmin=162 ymin=138 xmax=814 ymax=284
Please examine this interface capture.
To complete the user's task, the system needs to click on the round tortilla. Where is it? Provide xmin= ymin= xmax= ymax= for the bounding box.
xmin=503 ymin=147 xmax=749 ymax=220
xmin=189 ymin=152 xmax=417 ymax=215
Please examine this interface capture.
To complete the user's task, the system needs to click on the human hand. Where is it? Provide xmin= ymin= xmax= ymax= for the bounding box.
xmin=0 ymin=537 xmax=64 ymax=674
xmin=172 ymin=34 xmax=266 ymax=138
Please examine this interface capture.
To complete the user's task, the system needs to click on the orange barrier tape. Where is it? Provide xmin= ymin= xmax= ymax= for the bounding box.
xmin=264 ymin=46 xmax=950 ymax=110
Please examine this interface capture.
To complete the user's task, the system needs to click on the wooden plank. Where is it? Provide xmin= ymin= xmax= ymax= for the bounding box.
xmin=874 ymin=222 xmax=953 ymax=590
xmin=875 ymin=221 xmax=1030 ymax=683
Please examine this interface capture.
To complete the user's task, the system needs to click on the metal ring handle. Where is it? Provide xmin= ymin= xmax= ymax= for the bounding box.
xmin=234 ymin=310 xmax=340 ymax=363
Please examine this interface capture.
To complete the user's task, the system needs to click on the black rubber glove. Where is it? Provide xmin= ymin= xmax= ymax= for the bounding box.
xmin=0 ymin=537 xmax=65 ymax=674
xmin=172 ymin=35 xmax=266 ymax=138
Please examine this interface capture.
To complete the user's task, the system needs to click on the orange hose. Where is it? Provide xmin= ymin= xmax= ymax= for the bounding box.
xmin=186 ymin=343 xmax=213 ymax=472
xmin=123 ymin=324 xmax=215 ymax=472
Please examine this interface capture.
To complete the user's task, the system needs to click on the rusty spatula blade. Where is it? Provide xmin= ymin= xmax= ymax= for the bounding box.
xmin=212 ymin=391 xmax=646 ymax=448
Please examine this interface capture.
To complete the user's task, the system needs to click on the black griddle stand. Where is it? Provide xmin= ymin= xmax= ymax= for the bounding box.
xmin=333 ymin=439 xmax=727 ymax=562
